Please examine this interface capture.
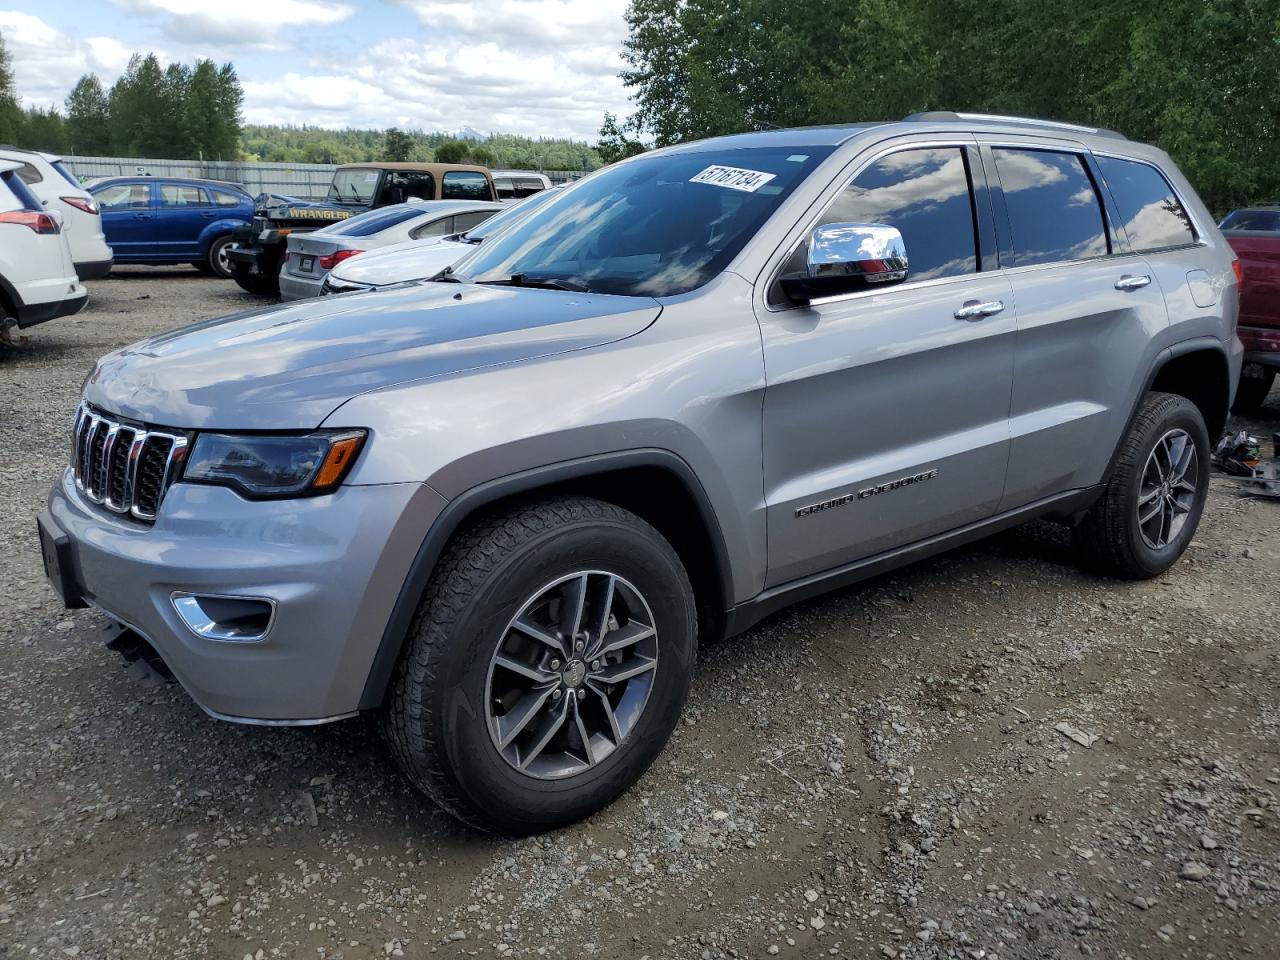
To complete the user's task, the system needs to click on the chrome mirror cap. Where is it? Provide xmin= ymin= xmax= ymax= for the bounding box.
xmin=782 ymin=222 xmax=909 ymax=302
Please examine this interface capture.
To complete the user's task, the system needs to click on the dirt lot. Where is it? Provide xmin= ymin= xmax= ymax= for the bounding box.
xmin=1 ymin=268 xmax=1278 ymax=960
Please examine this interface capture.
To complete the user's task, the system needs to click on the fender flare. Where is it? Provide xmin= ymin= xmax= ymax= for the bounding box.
xmin=0 ymin=271 xmax=22 ymax=316
xmin=357 ymin=448 xmax=734 ymax=711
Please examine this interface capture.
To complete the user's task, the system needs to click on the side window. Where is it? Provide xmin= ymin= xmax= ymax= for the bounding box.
xmin=98 ymin=183 xmax=151 ymax=209
xmin=802 ymin=146 xmax=979 ymax=283
xmin=159 ymin=184 xmax=210 ymax=207
xmin=381 ymin=172 xmax=435 ymax=204
xmin=493 ymin=177 xmax=514 ymax=199
xmin=992 ymin=149 xmax=1108 ymax=266
xmin=411 ymin=216 xmax=454 ymax=239
xmin=211 ymin=189 xmax=243 ymax=207
xmin=16 ymin=163 xmax=42 ymax=185
xmin=453 ymin=210 xmax=494 ymax=233
xmin=442 ymin=171 xmax=491 ymax=200
xmin=1095 ymin=155 xmax=1197 ymax=251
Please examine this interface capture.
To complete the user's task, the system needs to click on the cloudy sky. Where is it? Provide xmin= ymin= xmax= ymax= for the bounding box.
xmin=0 ymin=0 xmax=633 ymax=140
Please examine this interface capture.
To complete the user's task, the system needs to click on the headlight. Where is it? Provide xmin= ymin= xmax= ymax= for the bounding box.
xmin=182 ymin=430 xmax=366 ymax=499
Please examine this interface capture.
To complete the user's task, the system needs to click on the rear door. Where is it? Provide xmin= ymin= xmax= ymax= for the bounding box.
xmin=96 ymin=181 xmax=156 ymax=257
xmin=154 ymin=182 xmax=214 ymax=257
xmin=758 ymin=140 xmax=1018 ymax=585
xmin=981 ymin=140 xmax=1171 ymax=508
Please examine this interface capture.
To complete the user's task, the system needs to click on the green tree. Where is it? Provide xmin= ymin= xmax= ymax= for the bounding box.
xmin=0 ymin=31 xmax=22 ymax=144
xmin=595 ymin=112 xmax=646 ymax=164
xmin=210 ymin=62 xmax=243 ymax=159
xmin=65 ymin=74 xmax=111 ymax=154
xmin=16 ymin=106 xmax=67 ymax=152
xmin=434 ymin=139 xmax=469 ymax=163
xmin=384 ymin=127 xmax=413 ymax=161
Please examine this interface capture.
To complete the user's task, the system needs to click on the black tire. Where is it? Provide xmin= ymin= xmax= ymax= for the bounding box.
xmin=1231 ymin=365 xmax=1275 ymax=414
xmin=194 ymin=235 xmax=235 ymax=278
xmin=383 ymin=495 xmax=696 ymax=834
xmin=1073 ymin=392 xmax=1210 ymax=579
xmin=230 ymin=258 xmax=279 ymax=297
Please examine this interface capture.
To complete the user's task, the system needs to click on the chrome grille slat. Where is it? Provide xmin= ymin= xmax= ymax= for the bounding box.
xmin=71 ymin=403 xmax=189 ymax=524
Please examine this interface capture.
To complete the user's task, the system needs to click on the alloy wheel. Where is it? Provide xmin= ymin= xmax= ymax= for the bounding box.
xmin=1137 ymin=428 xmax=1199 ymax=550
xmin=485 ymin=571 xmax=659 ymax=780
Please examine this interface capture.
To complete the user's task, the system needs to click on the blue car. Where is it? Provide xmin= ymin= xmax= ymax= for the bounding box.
xmin=88 ymin=177 xmax=255 ymax=278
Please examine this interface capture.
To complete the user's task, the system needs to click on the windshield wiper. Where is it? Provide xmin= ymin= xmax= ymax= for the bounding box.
xmin=431 ymin=266 xmax=465 ymax=283
xmin=478 ymin=273 xmax=589 ymax=292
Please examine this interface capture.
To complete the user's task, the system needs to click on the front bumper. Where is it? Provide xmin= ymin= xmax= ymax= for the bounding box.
xmin=44 ymin=469 xmax=446 ymax=723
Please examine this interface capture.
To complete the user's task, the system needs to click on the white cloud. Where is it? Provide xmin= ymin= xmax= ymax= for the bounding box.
xmin=114 ymin=0 xmax=355 ymax=44
xmin=4 ymin=1 xmax=634 ymax=140
xmin=0 ymin=11 xmax=132 ymax=108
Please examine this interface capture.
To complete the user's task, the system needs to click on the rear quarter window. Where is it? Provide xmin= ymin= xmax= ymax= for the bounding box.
xmin=993 ymin=148 xmax=1108 ymax=266
xmin=15 ymin=163 xmax=42 ymax=185
xmin=211 ymin=189 xmax=247 ymax=207
xmin=1095 ymin=155 xmax=1197 ymax=251
xmin=442 ymin=171 xmax=492 ymax=200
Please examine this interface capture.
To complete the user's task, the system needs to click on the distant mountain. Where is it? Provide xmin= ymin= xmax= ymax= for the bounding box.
xmin=454 ymin=126 xmax=489 ymax=142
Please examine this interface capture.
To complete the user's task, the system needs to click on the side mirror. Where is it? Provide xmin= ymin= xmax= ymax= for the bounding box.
xmin=780 ymin=222 xmax=908 ymax=303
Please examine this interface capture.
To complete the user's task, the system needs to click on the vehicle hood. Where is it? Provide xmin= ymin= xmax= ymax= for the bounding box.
xmin=330 ymin=237 xmax=467 ymax=286
xmin=84 ymin=283 xmax=660 ymax=429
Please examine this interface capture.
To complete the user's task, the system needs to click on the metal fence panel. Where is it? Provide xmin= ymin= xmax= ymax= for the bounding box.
xmin=63 ymin=156 xmax=589 ymax=198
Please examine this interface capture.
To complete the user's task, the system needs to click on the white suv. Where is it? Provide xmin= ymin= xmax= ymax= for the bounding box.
xmin=0 ymin=161 xmax=87 ymax=335
xmin=0 ymin=148 xmax=113 ymax=280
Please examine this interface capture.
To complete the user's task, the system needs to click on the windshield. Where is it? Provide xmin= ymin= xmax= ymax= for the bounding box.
xmin=327 ymin=168 xmax=380 ymax=204
xmin=450 ymin=147 xmax=832 ymax=297
xmin=462 ymin=188 xmax=560 ymax=242
xmin=1221 ymin=208 xmax=1280 ymax=232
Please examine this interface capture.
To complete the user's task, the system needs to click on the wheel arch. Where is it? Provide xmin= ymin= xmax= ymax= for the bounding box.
xmin=196 ymin=220 xmax=243 ymax=255
xmin=1149 ymin=339 xmax=1232 ymax=441
xmin=358 ymin=449 xmax=734 ymax=711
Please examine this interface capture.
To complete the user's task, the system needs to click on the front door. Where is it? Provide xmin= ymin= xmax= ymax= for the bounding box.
xmin=758 ymin=144 xmax=1017 ymax=586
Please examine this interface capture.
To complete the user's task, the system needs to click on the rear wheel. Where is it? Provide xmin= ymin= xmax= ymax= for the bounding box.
xmin=383 ymin=496 xmax=696 ymax=834
xmin=1231 ymin=364 xmax=1275 ymax=414
xmin=1073 ymin=392 xmax=1210 ymax=579
xmin=230 ymin=257 xmax=279 ymax=297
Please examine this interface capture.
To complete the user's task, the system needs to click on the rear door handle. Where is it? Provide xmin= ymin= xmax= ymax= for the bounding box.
xmin=1115 ymin=274 xmax=1152 ymax=291
xmin=131 ymin=213 xmax=152 ymax=219
xmin=954 ymin=299 xmax=1005 ymax=321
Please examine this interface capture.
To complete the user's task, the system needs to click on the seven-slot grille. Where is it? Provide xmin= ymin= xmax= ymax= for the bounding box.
xmin=72 ymin=404 xmax=189 ymax=523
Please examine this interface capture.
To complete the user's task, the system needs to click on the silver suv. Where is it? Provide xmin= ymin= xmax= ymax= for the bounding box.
xmin=39 ymin=113 xmax=1243 ymax=834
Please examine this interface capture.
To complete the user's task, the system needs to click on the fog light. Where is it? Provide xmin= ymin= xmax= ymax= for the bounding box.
xmin=171 ymin=592 xmax=276 ymax=643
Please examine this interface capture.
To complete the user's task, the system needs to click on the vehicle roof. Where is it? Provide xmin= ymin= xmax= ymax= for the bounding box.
xmin=356 ymin=199 xmax=506 ymax=215
xmin=657 ymin=112 xmax=1138 ymax=154
xmin=88 ymin=175 xmax=250 ymax=192
xmin=336 ymin=162 xmax=492 ymax=175
xmin=0 ymin=159 xmax=22 ymax=174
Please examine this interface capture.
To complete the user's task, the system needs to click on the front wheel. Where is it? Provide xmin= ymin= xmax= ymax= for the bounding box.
xmin=383 ymin=496 xmax=696 ymax=834
xmin=201 ymin=235 xmax=235 ymax=278
xmin=230 ymin=256 xmax=280 ymax=297
xmin=1231 ymin=364 xmax=1275 ymax=414
xmin=1073 ymin=392 xmax=1210 ymax=579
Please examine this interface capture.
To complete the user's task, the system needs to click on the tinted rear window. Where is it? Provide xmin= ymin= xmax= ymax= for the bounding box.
xmin=1220 ymin=209 xmax=1280 ymax=232
xmin=331 ymin=205 xmax=428 ymax=237
xmin=51 ymin=160 xmax=81 ymax=188
xmin=1096 ymin=156 xmax=1196 ymax=251
xmin=993 ymin=148 xmax=1108 ymax=266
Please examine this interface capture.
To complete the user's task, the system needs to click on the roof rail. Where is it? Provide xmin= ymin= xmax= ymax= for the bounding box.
xmin=903 ymin=111 xmax=1127 ymax=140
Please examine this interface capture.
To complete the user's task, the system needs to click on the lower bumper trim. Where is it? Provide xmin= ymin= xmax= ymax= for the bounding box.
xmin=198 ymin=705 xmax=360 ymax=727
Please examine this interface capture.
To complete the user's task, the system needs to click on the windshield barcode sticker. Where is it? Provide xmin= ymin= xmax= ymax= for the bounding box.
xmin=690 ymin=165 xmax=777 ymax=193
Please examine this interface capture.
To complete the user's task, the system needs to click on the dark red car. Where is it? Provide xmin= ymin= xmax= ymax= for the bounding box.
xmin=1221 ymin=207 xmax=1280 ymax=411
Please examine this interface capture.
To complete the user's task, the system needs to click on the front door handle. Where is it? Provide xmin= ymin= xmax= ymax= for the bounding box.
xmin=1115 ymin=274 xmax=1152 ymax=291
xmin=954 ymin=299 xmax=1005 ymax=321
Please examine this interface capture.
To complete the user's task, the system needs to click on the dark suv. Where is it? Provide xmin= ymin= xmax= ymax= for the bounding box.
xmin=226 ymin=162 xmax=496 ymax=296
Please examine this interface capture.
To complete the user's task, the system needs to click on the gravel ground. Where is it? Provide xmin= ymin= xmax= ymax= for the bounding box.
xmin=2 ymin=268 xmax=1278 ymax=960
